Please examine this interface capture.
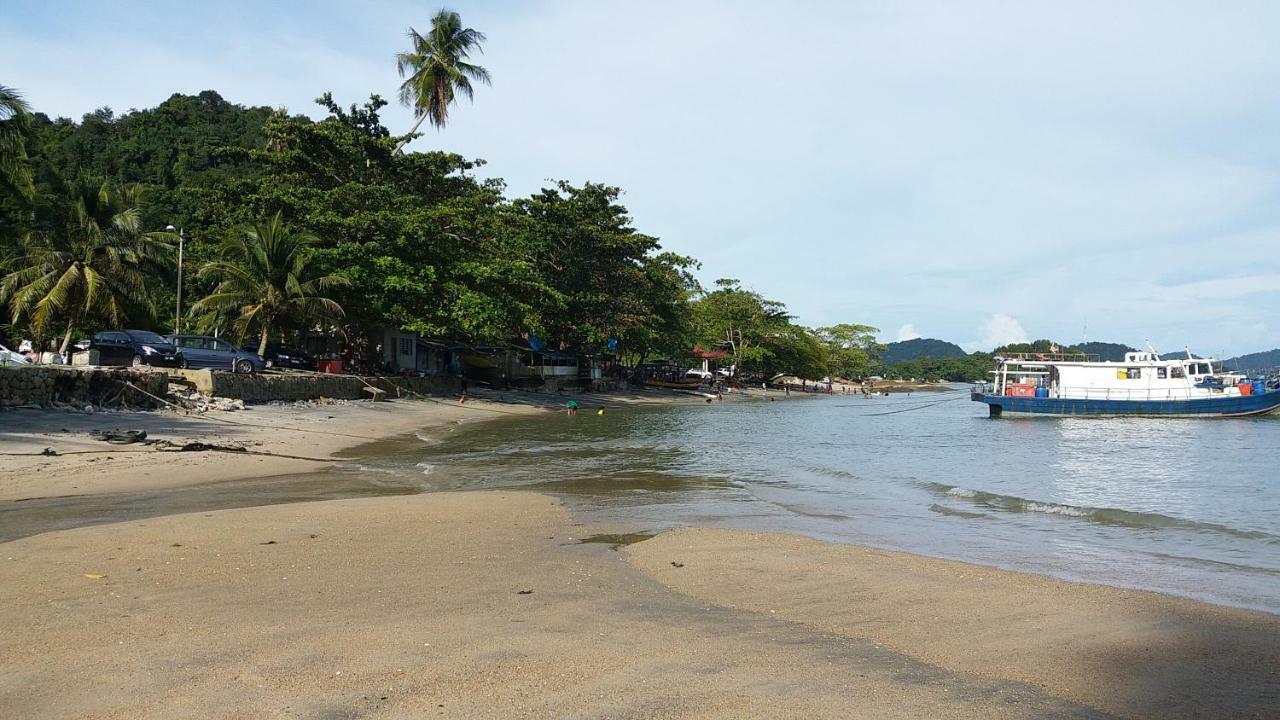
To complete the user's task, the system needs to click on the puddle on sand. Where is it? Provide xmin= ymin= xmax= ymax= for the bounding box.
xmin=576 ymin=532 xmax=656 ymax=549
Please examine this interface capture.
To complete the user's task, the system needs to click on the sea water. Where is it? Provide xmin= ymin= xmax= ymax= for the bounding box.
xmin=384 ymin=390 xmax=1280 ymax=614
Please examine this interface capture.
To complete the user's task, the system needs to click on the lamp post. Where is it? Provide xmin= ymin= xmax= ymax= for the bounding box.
xmin=166 ymin=225 xmax=184 ymax=334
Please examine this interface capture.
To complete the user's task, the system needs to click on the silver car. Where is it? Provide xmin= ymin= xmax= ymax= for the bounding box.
xmin=165 ymin=335 xmax=265 ymax=373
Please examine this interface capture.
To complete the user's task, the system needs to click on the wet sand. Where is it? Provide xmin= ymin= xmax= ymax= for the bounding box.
xmin=1 ymin=396 xmax=1277 ymax=718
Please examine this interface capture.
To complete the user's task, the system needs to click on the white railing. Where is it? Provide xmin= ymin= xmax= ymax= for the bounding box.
xmin=1053 ymin=386 xmax=1230 ymax=401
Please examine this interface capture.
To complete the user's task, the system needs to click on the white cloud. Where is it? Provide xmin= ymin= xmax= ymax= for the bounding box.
xmin=964 ymin=314 xmax=1030 ymax=352
xmin=896 ymin=324 xmax=922 ymax=342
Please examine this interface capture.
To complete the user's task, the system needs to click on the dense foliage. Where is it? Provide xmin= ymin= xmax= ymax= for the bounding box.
xmin=0 ymin=84 xmax=884 ymax=378
xmin=0 ymin=10 xmax=888 ymax=377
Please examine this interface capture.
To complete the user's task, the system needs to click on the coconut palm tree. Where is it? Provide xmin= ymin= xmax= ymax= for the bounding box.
xmin=0 ymin=84 xmax=33 ymax=200
xmin=393 ymin=9 xmax=491 ymax=154
xmin=192 ymin=212 xmax=348 ymax=357
xmin=0 ymin=176 xmax=173 ymax=354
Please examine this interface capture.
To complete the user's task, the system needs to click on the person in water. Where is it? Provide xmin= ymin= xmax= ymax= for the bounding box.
xmin=566 ymin=399 xmax=579 ymax=416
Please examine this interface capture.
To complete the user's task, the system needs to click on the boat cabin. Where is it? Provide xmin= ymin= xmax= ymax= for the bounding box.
xmin=985 ymin=351 xmax=1251 ymax=402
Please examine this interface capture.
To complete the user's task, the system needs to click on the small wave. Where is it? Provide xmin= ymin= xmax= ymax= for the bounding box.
xmin=924 ymin=482 xmax=1278 ymax=542
xmin=415 ymin=462 xmax=436 ymax=476
xmin=414 ymin=432 xmax=442 ymax=445
xmin=342 ymin=464 xmax=403 ymax=476
xmin=774 ymin=502 xmax=851 ymax=521
xmin=928 ymin=503 xmax=989 ymax=520
xmin=806 ymin=466 xmax=859 ymax=481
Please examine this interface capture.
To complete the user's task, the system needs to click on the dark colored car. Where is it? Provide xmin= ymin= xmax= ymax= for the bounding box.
xmin=167 ymin=334 xmax=265 ymax=373
xmin=90 ymin=330 xmax=184 ymax=368
xmin=242 ymin=342 xmax=315 ymax=371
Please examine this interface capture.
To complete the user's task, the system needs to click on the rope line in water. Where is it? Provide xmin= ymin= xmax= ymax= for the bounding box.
xmin=820 ymin=395 xmax=971 ymax=415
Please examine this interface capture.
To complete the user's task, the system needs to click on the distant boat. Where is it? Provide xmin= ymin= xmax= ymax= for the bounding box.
xmin=972 ymin=350 xmax=1280 ymax=417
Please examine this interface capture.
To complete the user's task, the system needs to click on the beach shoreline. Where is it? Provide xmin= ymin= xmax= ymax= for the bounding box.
xmin=1 ymin=394 xmax=1277 ymax=718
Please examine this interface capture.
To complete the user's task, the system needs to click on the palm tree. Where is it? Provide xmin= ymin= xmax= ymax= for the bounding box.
xmin=0 ymin=84 xmax=33 ymax=200
xmin=393 ymin=9 xmax=491 ymax=155
xmin=192 ymin=212 xmax=348 ymax=357
xmin=0 ymin=176 xmax=173 ymax=354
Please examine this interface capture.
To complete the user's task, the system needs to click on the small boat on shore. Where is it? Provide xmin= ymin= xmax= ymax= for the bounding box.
xmin=972 ymin=350 xmax=1280 ymax=417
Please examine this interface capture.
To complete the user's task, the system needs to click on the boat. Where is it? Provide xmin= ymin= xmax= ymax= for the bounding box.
xmin=971 ymin=349 xmax=1280 ymax=417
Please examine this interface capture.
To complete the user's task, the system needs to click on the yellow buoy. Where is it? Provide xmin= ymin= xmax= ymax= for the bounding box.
xmin=597 ymin=408 xmax=604 ymax=416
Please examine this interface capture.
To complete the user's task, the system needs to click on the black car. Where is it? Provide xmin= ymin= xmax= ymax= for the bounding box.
xmin=90 ymin=330 xmax=184 ymax=368
xmin=241 ymin=341 xmax=315 ymax=370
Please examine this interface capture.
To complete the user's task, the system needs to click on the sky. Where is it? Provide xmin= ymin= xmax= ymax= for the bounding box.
xmin=4 ymin=0 xmax=1279 ymax=355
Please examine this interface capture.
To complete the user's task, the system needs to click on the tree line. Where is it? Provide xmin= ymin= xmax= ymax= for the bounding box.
xmin=0 ymin=10 xmax=884 ymax=380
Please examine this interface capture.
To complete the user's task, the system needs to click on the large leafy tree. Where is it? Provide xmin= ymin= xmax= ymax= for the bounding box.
xmin=393 ymin=9 xmax=491 ymax=154
xmin=507 ymin=182 xmax=677 ymax=351
xmin=691 ymin=279 xmax=791 ymax=375
xmin=197 ymin=93 xmax=537 ymax=349
xmin=0 ymin=84 xmax=33 ymax=201
xmin=0 ymin=176 xmax=172 ymax=353
xmin=816 ymin=323 xmax=881 ymax=379
xmin=192 ymin=211 xmax=348 ymax=356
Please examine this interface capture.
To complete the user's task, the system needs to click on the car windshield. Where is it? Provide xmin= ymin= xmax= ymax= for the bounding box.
xmin=130 ymin=331 xmax=168 ymax=344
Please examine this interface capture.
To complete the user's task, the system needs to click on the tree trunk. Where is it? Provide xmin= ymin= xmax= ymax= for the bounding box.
xmin=392 ymin=113 xmax=429 ymax=155
xmin=58 ymin=317 xmax=75 ymax=357
xmin=257 ymin=325 xmax=271 ymax=358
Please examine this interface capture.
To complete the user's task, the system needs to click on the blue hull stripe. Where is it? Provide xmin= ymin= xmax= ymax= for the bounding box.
xmin=972 ymin=389 xmax=1280 ymax=417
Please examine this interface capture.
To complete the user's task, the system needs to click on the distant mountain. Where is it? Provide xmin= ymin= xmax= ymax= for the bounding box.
xmin=1223 ymin=348 xmax=1280 ymax=373
xmin=991 ymin=339 xmax=1135 ymax=362
xmin=880 ymin=338 xmax=966 ymax=365
xmin=1075 ymin=342 xmax=1136 ymax=362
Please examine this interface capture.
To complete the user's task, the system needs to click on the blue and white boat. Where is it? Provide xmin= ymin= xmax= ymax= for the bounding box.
xmin=972 ymin=349 xmax=1280 ymax=417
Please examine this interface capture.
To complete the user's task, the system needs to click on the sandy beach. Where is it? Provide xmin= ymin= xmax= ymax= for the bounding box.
xmin=1 ymin=396 xmax=1277 ymax=719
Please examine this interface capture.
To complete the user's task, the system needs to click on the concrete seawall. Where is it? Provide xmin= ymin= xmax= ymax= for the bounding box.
xmin=164 ymin=369 xmax=461 ymax=402
xmin=0 ymin=366 xmax=169 ymax=409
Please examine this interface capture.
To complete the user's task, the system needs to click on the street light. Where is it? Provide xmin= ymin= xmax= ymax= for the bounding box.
xmin=166 ymin=225 xmax=184 ymax=334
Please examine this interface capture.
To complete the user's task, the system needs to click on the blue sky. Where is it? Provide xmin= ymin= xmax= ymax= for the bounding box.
xmin=4 ymin=1 xmax=1279 ymax=354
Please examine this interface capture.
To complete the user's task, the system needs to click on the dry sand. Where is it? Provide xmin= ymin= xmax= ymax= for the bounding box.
xmin=1 ymin=395 xmax=1276 ymax=719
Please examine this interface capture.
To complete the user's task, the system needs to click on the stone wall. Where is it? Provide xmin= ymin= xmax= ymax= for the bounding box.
xmin=0 ymin=366 xmax=169 ymax=409
xmin=163 ymin=369 xmax=460 ymax=403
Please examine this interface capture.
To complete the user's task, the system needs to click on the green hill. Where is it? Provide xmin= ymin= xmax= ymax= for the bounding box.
xmin=1075 ymin=342 xmax=1136 ymax=362
xmin=1223 ymin=349 xmax=1280 ymax=373
xmin=879 ymin=338 xmax=966 ymax=366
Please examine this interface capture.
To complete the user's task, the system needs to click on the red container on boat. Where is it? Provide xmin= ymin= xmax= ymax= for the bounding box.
xmin=1238 ymin=382 xmax=1253 ymax=396
xmin=1006 ymin=384 xmax=1037 ymax=397
xmin=317 ymin=359 xmax=344 ymax=374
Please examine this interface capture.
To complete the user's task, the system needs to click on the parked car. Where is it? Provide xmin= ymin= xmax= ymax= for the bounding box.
xmin=167 ymin=334 xmax=265 ymax=373
xmin=0 ymin=343 xmax=31 ymax=366
xmin=242 ymin=341 xmax=315 ymax=371
xmin=90 ymin=330 xmax=184 ymax=368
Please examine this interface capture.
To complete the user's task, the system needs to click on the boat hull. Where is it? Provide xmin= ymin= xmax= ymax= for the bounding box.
xmin=972 ymin=389 xmax=1280 ymax=418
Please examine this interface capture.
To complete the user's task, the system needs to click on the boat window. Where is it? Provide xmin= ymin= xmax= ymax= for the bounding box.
xmin=1156 ymin=367 xmax=1167 ymax=379
xmin=1125 ymin=367 xmax=1141 ymax=379
xmin=1171 ymin=366 xmax=1185 ymax=379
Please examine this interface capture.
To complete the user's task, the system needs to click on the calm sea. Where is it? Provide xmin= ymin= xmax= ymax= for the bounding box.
xmin=370 ymin=389 xmax=1280 ymax=614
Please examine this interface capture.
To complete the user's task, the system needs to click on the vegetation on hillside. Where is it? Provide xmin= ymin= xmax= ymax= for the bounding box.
xmin=879 ymin=337 xmax=965 ymax=366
